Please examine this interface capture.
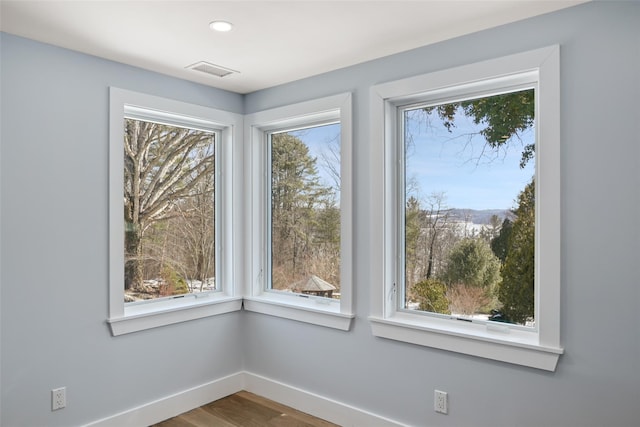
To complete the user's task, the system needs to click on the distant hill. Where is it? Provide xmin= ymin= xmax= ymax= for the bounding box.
xmin=446 ymin=209 xmax=512 ymax=225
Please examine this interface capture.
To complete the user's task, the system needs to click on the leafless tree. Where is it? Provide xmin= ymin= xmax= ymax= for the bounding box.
xmin=124 ymin=119 xmax=215 ymax=291
xmin=422 ymin=192 xmax=451 ymax=280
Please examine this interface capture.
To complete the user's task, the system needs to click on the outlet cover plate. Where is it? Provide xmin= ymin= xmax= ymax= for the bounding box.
xmin=435 ymin=389 xmax=448 ymax=414
xmin=52 ymin=387 xmax=66 ymax=411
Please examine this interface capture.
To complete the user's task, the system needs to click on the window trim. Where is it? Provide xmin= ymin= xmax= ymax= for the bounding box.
xmin=108 ymin=87 xmax=243 ymax=336
xmin=368 ymin=46 xmax=563 ymax=371
xmin=244 ymin=93 xmax=354 ymax=331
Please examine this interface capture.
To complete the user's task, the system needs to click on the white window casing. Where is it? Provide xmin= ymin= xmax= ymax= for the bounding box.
xmin=368 ymin=46 xmax=563 ymax=371
xmin=244 ymin=93 xmax=354 ymax=331
xmin=108 ymin=88 xmax=243 ymax=336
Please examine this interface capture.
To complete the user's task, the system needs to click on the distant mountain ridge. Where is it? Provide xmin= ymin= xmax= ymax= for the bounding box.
xmin=446 ymin=208 xmax=512 ymax=225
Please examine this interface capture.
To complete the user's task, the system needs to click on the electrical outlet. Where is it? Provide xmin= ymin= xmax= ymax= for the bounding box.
xmin=52 ymin=387 xmax=66 ymax=411
xmin=434 ymin=389 xmax=448 ymax=414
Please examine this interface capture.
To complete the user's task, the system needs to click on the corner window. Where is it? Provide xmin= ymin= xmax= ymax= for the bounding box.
xmin=108 ymin=88 xmax=242 ymax=335
xmin=245 ymin=93 xmax=354 ymax=330
xmin=369 ymin=47 xmax=563 ymax=370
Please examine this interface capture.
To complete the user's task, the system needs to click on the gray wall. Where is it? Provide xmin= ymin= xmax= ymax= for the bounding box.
xmin=0 ymin=34 xmax=245 ymax=426
xmin=1 ymin=1 xmax=639 ymax=426
xmin=243 ymin=2 xmax=640 ymax=426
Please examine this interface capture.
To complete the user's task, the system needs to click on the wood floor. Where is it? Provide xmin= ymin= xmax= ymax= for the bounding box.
xmin=151 ymin=391 xmax=340 ymax=427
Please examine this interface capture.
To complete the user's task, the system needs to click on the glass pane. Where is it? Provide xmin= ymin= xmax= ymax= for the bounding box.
xmin=403 ymin=89 xmax=535 ymax=326
xmin=270 ymin=123 xmax=341 ymax=299
xmin=123 ymin=118 xmax=216 ymax=302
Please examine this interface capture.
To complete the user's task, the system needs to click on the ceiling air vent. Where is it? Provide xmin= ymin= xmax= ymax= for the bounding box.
xmin=186 ymin=61 xmax=238 ymax=78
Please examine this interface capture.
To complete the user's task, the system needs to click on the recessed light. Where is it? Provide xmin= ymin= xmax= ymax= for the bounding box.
xmin=209 ymin=20 xmax=233 ymax=32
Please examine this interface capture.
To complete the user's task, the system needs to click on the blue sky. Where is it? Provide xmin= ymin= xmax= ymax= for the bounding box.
xmin=288 ymin=123 xmax=341 ymax=201
xmin=404 ymin=108 xmax=535 ymax=211
xmin=286 ymin=110 xmax=534 ymax=212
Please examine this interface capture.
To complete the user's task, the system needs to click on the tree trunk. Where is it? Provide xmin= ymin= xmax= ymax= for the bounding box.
xmin=124 ymin=224 xmax=144 ymax=290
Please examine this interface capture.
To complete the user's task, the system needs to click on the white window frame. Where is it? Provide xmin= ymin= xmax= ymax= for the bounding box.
xmin=108 ymin=88 xmax=243 ymax=336
xmin=369 ymin=46 xmax=563 ymax=371
xmin=244 ymin=93 xmax=354 ymax=331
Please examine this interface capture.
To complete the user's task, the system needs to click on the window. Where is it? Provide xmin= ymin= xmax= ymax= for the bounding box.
xmin=269 ymin=123 xmax=342 ymax=299
xmin=401 ymin=88 xmax=536 ymax=325
xmin=108 ymin=88 xmax=243 ymax=335
xmin=369 ymin=47 xmax=563 ymax=370
xmin=245 ymin=93 xmax=354 ymax=330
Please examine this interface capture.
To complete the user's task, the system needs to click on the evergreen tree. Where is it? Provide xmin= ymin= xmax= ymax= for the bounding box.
xmin=491 ymin=218 xmax=513 ymax=263
xmin=498 ymin=179 xmax=535 ymax=324
xmin=270 ymin=133 xmax=332 ymax=287
xmin=442 ymin=238 xmax=501 ymax=289
xmin=425 ymin=88 xmax=535 ymax=167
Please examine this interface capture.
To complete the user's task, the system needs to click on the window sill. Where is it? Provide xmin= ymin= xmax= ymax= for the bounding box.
xmin=369 ymin=315 xmax=563 ymax=371
xmin=108 ymin=295 xmax=243 ymax=336
xmin=243 ymin=294 xmax=354 ymax=331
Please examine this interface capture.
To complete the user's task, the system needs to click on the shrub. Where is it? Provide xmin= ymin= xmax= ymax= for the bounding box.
xmin=159 ymin=265 xmax=189 ymax=296
xmin=411 ymin=278 xmax=450 ymax=314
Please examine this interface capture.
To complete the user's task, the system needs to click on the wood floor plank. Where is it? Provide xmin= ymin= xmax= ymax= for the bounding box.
xmin=152 ymin=414 xmax=198 ymax=427
xmin=237 ymin=391 xmax=338 ymax=427
xmin=179 ymin=407 xmax=237 ymax=427
xmin=265 ymin=413 xmax=321 ymax=427
xmin=200 ymin=393 xmax=284 ymax=427
xmin=150 ymin=391 xmax=340 ymax=427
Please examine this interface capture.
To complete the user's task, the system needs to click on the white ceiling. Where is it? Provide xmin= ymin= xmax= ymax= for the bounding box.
xmin=0 ymin=1 xmax=585 ymax=94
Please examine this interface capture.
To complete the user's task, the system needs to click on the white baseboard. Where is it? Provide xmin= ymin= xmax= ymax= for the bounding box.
xmin=84 ymin=371 xmax=406 ymax=427
xmin=83 ymin=372 xmax=244 ymax=427
xmin=243 ymin=371 xmax=407 ymax=427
